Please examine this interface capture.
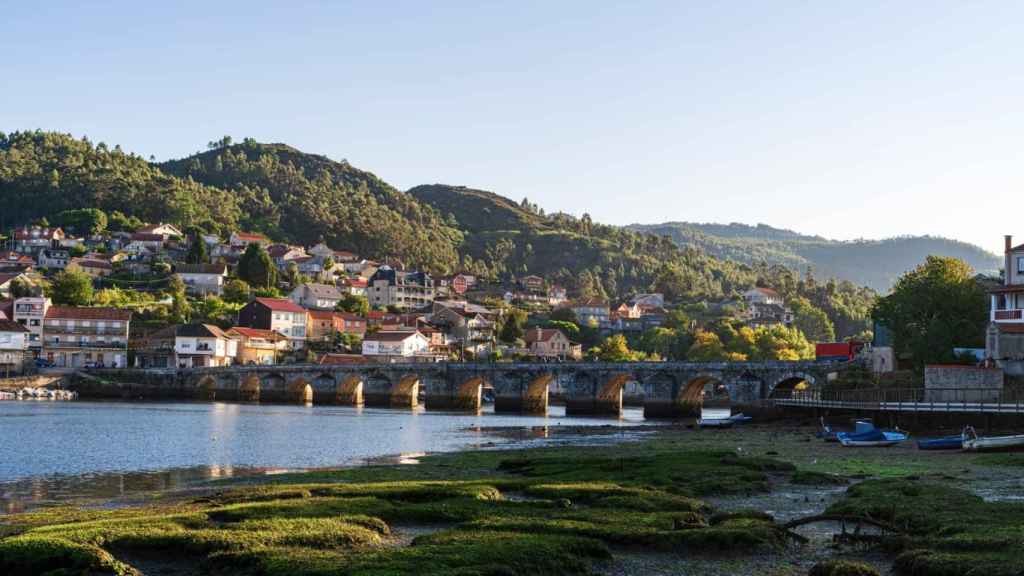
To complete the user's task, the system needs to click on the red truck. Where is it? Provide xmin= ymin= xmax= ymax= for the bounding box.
xmin=815 ymin=341 xmax=865 ymax=362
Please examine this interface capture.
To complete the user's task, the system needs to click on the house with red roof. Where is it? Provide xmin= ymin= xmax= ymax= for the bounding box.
xmin=14 ymin=226 xmax=64 ymax=254
xmin=525 ymin=327 xmax=581 ymax=360
xmin=230 ymin=231 xmax=270 ymax=248
xmin=42 ymin=306 xmax=132 ymax=368
xmin=237 ymin=297 xmax=308 ymax=349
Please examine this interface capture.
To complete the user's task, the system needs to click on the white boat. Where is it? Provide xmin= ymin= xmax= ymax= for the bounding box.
xmin=962 ymin=426 xmax=1024 ymax=452
xmin=697 ymin=413 xmax=751 ymax=428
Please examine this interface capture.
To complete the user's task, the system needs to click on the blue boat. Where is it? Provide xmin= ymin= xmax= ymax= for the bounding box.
xmin=917 ymin=435 xmax=963 ymax=451
xmin=837 ymin=428 xmax=908 ymax=447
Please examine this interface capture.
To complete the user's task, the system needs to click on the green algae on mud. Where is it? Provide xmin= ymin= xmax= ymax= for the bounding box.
xmin=3 ymin=425 xmax=1019 ymax=576
xmin=0 ymin=447 xmax=804 ymax=575
xmin=828 ymin=477 xmax=1024 ymax=576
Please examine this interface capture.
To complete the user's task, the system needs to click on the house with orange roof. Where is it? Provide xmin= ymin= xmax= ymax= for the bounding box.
xmin=230 ymin=231 xmax=271 ymax=248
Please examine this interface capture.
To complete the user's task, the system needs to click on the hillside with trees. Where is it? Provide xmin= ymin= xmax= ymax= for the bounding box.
xmin=0 ymin=131 xmax=877 ymax=339
xmin=159 ymin=139 xmax=464 ymax=272
xmin=628 ymin=221 xmax=1001 ymax=292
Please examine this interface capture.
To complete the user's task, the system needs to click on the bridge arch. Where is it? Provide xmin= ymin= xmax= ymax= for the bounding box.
xmin=288 ymin=377 xmax=314 ymax=404
xmin=311 ymin=373 xmax=336 ymax=404
xmin=196 ymin=375 xmax=216 ymax=401
xmin=769 ymin=372 xmax=816 ymax=400
xmin=641 ymin=372 xmax=679 ymax=418
xmin=677 ymin=372 xmax=727 ymax=417
xmin=493 ymin=371 xmax=553 ymax=414
xmin=260 ymin=373 xmax=286 ymax=402
xmin=391 ymin=375 xmax=420 ymax=408
xmin=239 ymin=374 xmax=260 ymax=402
xmin=451 ymin=377 xmax=485 ymax=411
xmin=336 ymin=375 xmax=364 ymax=405
xmin=566 ymin=371 xmax=630 ymax=416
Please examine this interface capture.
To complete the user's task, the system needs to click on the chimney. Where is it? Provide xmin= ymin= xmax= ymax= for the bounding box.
xmin=1007 ymin=235 xmax=1014 ymax=286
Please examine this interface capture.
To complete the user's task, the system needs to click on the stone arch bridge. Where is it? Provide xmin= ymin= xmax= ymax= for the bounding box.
xmin=76 ymin=361 xmax=853 ymax=418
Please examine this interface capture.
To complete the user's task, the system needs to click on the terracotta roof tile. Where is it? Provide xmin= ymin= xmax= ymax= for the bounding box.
xmin=254 ymin=298 xmax=306 ymax=313
xmin=45 ymin=306 xmax=132 ymax=321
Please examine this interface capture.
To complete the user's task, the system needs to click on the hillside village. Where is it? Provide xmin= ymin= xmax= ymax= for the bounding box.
xmin=0 ymin=218 xmax=829 ymax=375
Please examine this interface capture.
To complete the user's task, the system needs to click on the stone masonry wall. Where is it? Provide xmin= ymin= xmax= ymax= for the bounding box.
xmin=924 ymin=365 xmax=1003 ymax=402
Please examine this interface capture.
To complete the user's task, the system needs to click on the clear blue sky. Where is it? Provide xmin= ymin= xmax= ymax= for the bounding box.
xmin=3 ymin=1 xmax=1022 ymax=254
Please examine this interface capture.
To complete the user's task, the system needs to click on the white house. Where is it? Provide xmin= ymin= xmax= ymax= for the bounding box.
xmin=0 ymin=319 xmax=29 ymax=375
xmin=175 ymin=263 xmax=229 ymax=296
xmin=743 ymin=287 xmax=784 ymax=306
xmin=362 ymin=330 xmax=430 ymax=358
xmin=136 ymin=223 xmax=184 ymax=239
xmin=136 ymin=323 xmax=237 ymax=368
xmin=37 ymin=248 xmax=70 ymax=270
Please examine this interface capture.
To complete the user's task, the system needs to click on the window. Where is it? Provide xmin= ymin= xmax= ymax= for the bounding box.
xmin=1018 ymin=257 xmax=1024 ymax=274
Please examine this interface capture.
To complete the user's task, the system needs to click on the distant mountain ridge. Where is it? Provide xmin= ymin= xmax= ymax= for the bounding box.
xmin=627 ymin=221 xmax=1001 ymax=292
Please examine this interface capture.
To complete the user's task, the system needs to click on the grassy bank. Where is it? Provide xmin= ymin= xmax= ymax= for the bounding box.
xmin=1 ymin=425 xmax=1019 ymax=575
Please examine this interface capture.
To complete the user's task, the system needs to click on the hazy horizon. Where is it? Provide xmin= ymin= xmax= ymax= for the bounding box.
xmin=4 ymin=1 xmax=1021 ymax=254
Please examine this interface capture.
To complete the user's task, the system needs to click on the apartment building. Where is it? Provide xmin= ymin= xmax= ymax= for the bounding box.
xmin=42 ymin=306 xmax=131 ymax=368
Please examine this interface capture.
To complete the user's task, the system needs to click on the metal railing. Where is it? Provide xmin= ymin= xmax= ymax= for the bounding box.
xmin=44 ymin=341 xmax=128 ymax=350
xmin=775 ymin=387 xmax=1024 ymax=414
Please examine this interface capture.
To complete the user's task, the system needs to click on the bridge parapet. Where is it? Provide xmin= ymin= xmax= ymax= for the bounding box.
xmin=73 ymin=360 xmax=857 ymax=417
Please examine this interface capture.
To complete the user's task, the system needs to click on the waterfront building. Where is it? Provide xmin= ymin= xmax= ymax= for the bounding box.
xmin=12 ymin=296 xmax=49 ymax=354
xmin=226 ymin=327 xmax=288 ymax=365
xmin=42 ymin=306 xmax=131 ymax=368
xmin=986 ymin=235 xmax=1024 ymax=374
xmin=135 ymin=323 xmax=237 ymax=368
xmin=0 ymin=319 xmax=29 ymax=375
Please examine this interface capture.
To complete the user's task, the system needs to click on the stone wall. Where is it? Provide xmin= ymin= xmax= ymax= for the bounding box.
xmin=924 ymin=365 xmax=1003 ymax=402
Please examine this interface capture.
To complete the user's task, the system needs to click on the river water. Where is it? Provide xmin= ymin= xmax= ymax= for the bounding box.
xmin=0 ymin=401 xmax=727 ymax=513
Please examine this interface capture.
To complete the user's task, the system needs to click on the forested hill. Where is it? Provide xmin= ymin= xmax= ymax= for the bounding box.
xmin=0 ymin=131 xmax=876 ymax=337
xmin=628 ymin=222 xmax=1001 ymax=292
xmin=158 ymin=141 xmax=464 ymax=272
xmin=408 ymin=184 xmax=757 ymax=303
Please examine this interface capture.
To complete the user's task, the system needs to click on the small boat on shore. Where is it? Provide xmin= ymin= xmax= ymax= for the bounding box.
xmin=962 ymin=426 xmax=1024 ymax=452
xmin=837 ymin=428 xmax=908 ymax=447
xmin=817 ymin=418 xmax=874 ymax=442
xmin=697 ymin=413 xmax=752 ymax=428
xmin=917 ymin=435 xmax=963 ymax=451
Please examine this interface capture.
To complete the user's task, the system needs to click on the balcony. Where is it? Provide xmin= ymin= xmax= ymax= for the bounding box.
xmin=44 ymin=326 xmax=125 ymax=336
xmin=45 ymin=341 xmax=127 ymax=350
xmin=993 ymin=309 xmax=1024 ymax=322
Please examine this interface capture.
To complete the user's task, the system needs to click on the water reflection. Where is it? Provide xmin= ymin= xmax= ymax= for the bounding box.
xmin=0 ymin=400 xmax=678 ymax=513
xmin=0 ymin=464 xmax=266 ymax=514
